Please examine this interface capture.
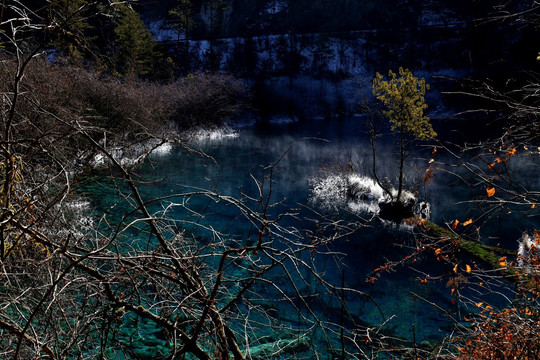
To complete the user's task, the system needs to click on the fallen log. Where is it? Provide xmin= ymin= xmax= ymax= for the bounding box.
xmin=420 ymin=220 xmax=534 ymax=286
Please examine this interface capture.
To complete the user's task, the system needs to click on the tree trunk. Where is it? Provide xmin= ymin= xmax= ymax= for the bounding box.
xmin=397 ymin=127 xmax=405 ymax=201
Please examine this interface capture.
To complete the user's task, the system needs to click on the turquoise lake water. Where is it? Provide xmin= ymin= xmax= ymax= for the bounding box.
xmin=84 ymin=116 xmax=534 ymax=358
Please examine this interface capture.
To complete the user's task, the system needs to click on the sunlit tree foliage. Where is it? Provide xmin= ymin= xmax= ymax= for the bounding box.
xmin=372 ymin=67 xmax=435 ymax=141
xmin=371 ymin=67 xmax=435 ymax=203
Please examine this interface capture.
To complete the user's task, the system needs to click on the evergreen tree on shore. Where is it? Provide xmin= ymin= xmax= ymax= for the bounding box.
xmin=113 ymin=4 xmax=157 ymax=79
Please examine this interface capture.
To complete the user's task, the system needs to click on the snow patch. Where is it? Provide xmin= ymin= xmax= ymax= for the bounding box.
xmin=188 ymin=127 xmax=239 ymax=142
xmin=518 ymin=232 xmax=540 ymax=272
xmin=66 ymin=199 xmax=91 ymax=211
xmin=91 ymin=140 xmax=175 ymax=168
xmin=309 ymin=174 xmax=349 ymax=211
xmin=346 ymin=174 xmax=386 ymax=202
xmin=148 ymin=19 xmax=178 ymax=42
xmin=265 ymin=1 xmax=287 ymax=15
xmin=151 ymin=142 xmax=173 ymax=156
xmin=309 ymin=172 xmax=418 ymax=217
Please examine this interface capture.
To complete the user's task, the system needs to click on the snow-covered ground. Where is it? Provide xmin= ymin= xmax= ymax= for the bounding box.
xmin=309 ymin=172 xmax=417 ymax=216
xmin=186 ymin=127 xmax=240 ymax=143
xmin=91 ymin=139 xmax=175 ymax=168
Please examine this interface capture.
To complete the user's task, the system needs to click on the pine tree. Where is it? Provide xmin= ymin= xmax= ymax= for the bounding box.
xmin=49 ymin=0 xmax=93 ymax=62
xmin=202 ymin=0 xmax=228 ymax=72
xmin=372 ymin=67 xmax=435 ymax=202
xmin=169 ymin=0 xmax=194 ymax=71
xmin=373 ymin=67 xmax=435 ymax=141
xmin=113 ymin=4 xmax=156 ymax=79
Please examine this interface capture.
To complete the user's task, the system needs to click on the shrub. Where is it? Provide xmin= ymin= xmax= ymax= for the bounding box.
xmin=1 ymin=57 xmax=245 ymax=142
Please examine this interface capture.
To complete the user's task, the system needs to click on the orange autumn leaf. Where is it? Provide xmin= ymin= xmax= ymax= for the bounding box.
xmin=466 ymin=264 xmax=472 ymax=273
xmin=463 ymin=219 xmax=473 ymax=226
xmin=453 ymin=264 xmax=458 ymax=273
xmin=495 ymin=156 xmax=502 ymax=163
xmin=507 ymin=148 xmax=517 ymax=156
xmin=486 ymin=187 xmax=495 ymax=197
xmin=434 ymin=248 xmax=443 ymax=256
xmin=476 ymin=302 xmax=484 ymax=308
xmin=499 ymin=256 xmax=507 ymax=267
xmin=451 ymin=219 xmax=459 ymax=229
xmin=488 ymin=163 xmax=495 ymax=171
xmin=532 ymin=204 xmax=536 ymax=209
xmin=420 ymin=278 xmax=428 ymax=284
xmin=535 ymin=231 xmax=540 ymax=238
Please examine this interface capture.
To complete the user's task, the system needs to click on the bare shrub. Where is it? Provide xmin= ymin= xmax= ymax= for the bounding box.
xmin=1 ymin=57 xmax=245 ymax=141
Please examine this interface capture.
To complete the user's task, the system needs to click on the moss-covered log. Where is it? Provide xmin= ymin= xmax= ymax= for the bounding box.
xmin=421 ymin=220 xmax=519 ymax=280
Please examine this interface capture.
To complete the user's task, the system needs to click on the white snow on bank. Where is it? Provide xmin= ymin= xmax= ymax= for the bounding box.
xmin=518 ymin=232 xmax=540 ymax=272
xmin=91 ymin=140 xmax=174 ymax=168
xmin=187 ymin=127 xmax=239 ymax=142
xmin=89 ymin=125 xmax=241 ymax=168
xmin=66 ymin=199 xmax=91 ymax=211
xmin=91 ymin=147 xmax=146 ymax=168
xmin=309 ymin=172 xmax=416 ymax=216
xmin=151 ymin=142 xmax=173 ymax=156
xmin=91 ymin=153 xmax=107 ymax=167
xmin=309 ymin=174 xmax=349 ymax=211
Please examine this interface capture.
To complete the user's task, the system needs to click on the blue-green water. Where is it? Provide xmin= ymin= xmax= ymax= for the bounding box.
xmin=85 ymin=116 xmax=533 ymax=358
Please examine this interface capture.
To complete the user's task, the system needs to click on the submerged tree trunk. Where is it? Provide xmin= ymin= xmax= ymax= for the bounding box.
xmin=369 ymin=118 xmax=393 ymax=199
